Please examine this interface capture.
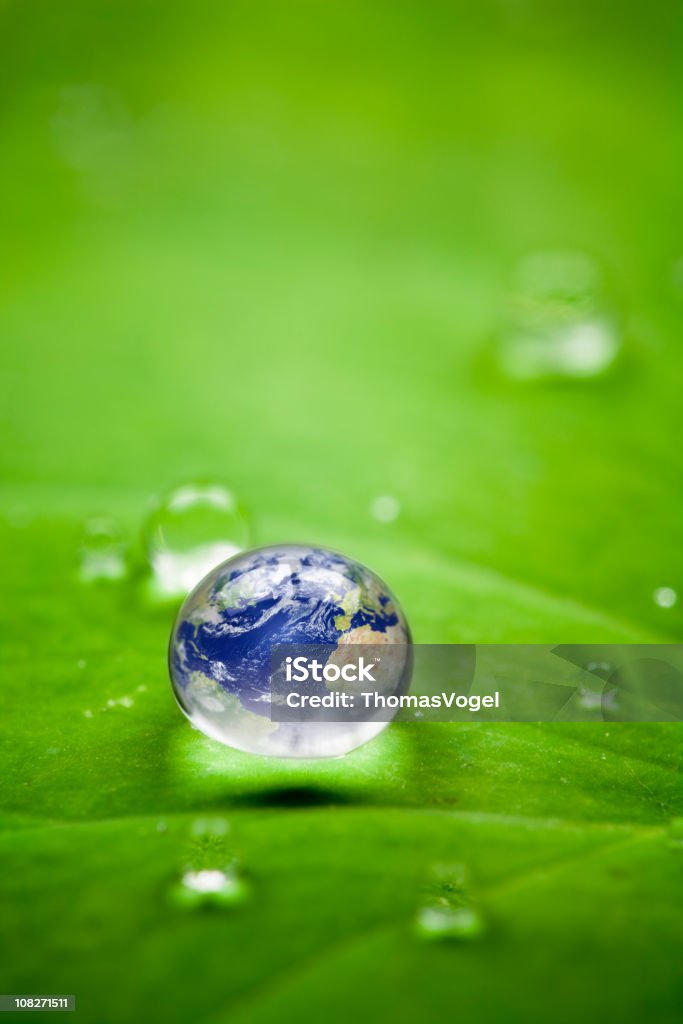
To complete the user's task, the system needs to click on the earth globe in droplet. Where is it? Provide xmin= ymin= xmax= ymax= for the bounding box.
xmin=169 ymin=544 xmax=412 ymax=758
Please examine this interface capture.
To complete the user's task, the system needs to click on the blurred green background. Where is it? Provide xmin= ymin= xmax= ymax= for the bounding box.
xmin=1 ymin=2 xmax=682 ymax=1022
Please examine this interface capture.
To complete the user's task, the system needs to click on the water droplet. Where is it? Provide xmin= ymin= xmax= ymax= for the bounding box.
xmin=496 ymin=250 xmax=620 ymax=381
xmin=143 ymin=481 xmax=250 ymax=601
xmin=136 ymin=684 xmax=147 ymax=693
xmin=415 ymin=863 xmax=485 ymax=942
xmin=668 ymin=818 xmax=683 ymax=850
xmin=173 ymin=866 xmax=248 ymax=908
xmin=79 ymin=517 xmax=127 ymax=582
xmin=654 ymin=587 xmax=677 ymax=609
xmin=104 ymin=695 xmax=134 ymax=709
xmin=172 ymin=817 xmax=248 ymax=908
xmin=83 ymin=709 xmax=93 ymax=718
xmin=417 ymin=904 xmax=484 ymax=940
xmin=370 ymin=495 xmax=400 ymax=523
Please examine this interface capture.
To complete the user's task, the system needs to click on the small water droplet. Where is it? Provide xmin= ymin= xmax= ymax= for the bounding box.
xmin=142 ymin=481 xmax=250 ymax=601
xmin=496 ymin=250 xmax=620 ymax=381
xmin=83 ymin=709 xmax=93 ymax=718
xmin=79 ymin=517 xmax=127 ymax=582
xmin=105 ymin=695 xmax=134 ymax=709
xmin=172 ymin=817 xmax=247 ymax=909
xmin=370 ymin=495 xmax=400 ymax=523
xmin=654 ymin=586 xmax=677 ymax=609
xmin=668 ymin=818 xmax=683 ymax=850
xmin=415 ymin=863 xmax=485 ymax=942
xmin=601 ymin=753 xmax=607 ymax=760
xmin=136 ymin=684 xmax=147 ymax=693
xmin=173 ymin=866 xmax=248 ymax=908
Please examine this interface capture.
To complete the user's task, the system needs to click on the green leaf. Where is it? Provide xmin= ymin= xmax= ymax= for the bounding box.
xmin=1 ymin=2 xmax=683 ymax=1021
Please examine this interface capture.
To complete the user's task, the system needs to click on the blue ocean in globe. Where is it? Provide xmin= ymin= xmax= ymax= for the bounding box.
xmin=169 ymin=544 xmax=411 ymax=758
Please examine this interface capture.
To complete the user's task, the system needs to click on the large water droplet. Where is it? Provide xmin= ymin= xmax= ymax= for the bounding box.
xmin=143 ymin=481 xmax=250 ymax=601
xmin=415 ymin=863 xmax=485 ymax=941
xmin=496 ymin=250 xmax=620 ymax=380
xmin=79 ymin=517 xmax=128 ymax=582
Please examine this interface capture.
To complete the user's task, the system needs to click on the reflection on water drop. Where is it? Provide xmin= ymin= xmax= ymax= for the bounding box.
xmin=415 ymin=863 xmax=485 ymax=942
xmin=497 ymin=250 xmax=620 ymax=381
xmin=143 ymin=481 xmax=250 ymax=601
xmin=370 ymin=495 xmax=400 ymax=523
xmin=577 ymin=688 xmax=602 ymax=711
xmin=79 ymin=517 xmax=127 ymax=582
xmin=654 ymin=587 xmax=677 ymax=609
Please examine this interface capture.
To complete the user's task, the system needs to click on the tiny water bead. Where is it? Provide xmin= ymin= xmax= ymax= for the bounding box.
xmin=496 ymin=250 xmax=620 ymax=381
xmin=415 ymin=863 xmax=485 ymax=942
xmin=654 ymin=586 xmax=678 ymax=609
xmin=143 ymin=481 xmax=251 ymax=601
xmin=370 ymin=495 xmax=400 ymax=523
xmin=78 ymin=516 xmax=127 ymax=582
xmin=169 ymin=544 xmax=412 ymax=758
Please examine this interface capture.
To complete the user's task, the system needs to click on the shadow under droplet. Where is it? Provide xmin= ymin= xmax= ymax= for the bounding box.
xmin=225 ymin=785 xmax=359 ymax=808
